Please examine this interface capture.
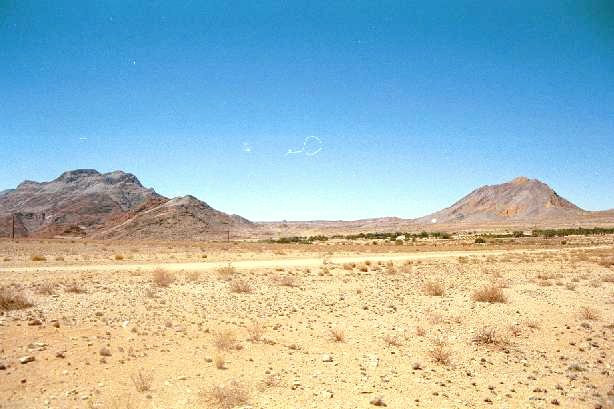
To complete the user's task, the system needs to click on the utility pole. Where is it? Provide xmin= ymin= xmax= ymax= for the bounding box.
xmin=11 ymin=213 xmax=16 ymax=240
xmin=227 ymin=230 xmax=230 ymax=243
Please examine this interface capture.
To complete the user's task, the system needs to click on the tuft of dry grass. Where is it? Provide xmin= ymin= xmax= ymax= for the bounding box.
xmin=65 ymin=282 xmax=86 ymax=294
xmin=36 ymin=281 xmax=57 ymax=295
xmin=131 ymin=370 xmax=153 ymax=392
xmin=472 ymin=284 xmax=506 ymax=303
xmin=0 ymin=287 xmax=33 ymax=311
xmin=273 ymin=274 xmax=298 ymax=287
xmin=206 ymin=380 xmax=249 ymax=409
xmin=423 ymin=281 xmax=445 ymax=296
xmin=472 ymin=326 xmax=507 ymax=347
xmin=429 ymin=340 xmax=451 ymax=365
xmin=152 ymin=268 xmax=175 ymax=287
xmin=229 ymin=278 xmax=253 ymax=293
xmin=214 ymin=330 xmax=239 ymax=351
xmin=216 ymin=264 xmax=236 ymax=281
xmin=31 ymin=254 xmax=46 ymax=262
xmin=579 ymin=306 xmax=600 ymax=321
xmin=383 ymin=333 xmax=404 ymax=347
xmin=246 ymin=321 xmax=265 ymax=342
xmin=328 ymin=327 xmax=345 ymax=343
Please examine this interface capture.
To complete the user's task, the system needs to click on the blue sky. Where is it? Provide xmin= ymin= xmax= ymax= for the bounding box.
xmin=1 ymin=1 xmax=613 ymax=221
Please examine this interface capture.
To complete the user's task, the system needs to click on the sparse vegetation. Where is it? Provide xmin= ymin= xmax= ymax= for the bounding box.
xmin=246 ymin=321 xmax=265 ymax=342
xmin=0 ymin=287 xmax=33 ymax=311
xmin=65 ymin=282 xmax=86 ymax=293
xmin=472 ymin=284 xmax=506 ymax=303
xmin=579 ymin=306 xmax=600 ymax=321
xmin=31 ymin=254 xmax=46 ymax=262
xmin=423 ymin=280 xmax=445 ymax=296
xmin=152 ymin=268 xmax=175 ymax=287
xmin=216 ymin=264 xmax=236 ymax=281
xmin=229 ymin=278 xmax=253 ymax=293
xmin=328 ymin=327 xmax=345 ymax=342
xmin=214 ymin=330 xmax=239 ymax=351
xmin=205 ymin=380 xmax=249 ymax=409
xmin=429 ymin=340 xmax=451 ymax=365
xmin=131 ymin=370 xmax=153 ymax=392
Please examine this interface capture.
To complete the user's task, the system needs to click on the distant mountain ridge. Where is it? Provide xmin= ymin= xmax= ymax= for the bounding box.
xmin=1 ymin=171 xmax=611 ymax=239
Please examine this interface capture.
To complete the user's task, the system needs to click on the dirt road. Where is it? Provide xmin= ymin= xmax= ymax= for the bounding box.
xmin=0 ymin=245 xmax=602 ymax=274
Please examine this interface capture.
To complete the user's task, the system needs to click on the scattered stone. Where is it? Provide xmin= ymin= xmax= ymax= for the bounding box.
xmin=370 ymin=396 xmax=387 ymax=406
xmin=99 ymin=347 xmax=112 ymax=356
xmin=28 ymin=319 xmax=42 ymax=326
xmin=321 ymin=354 xmax=333 ymax=363
xmin=19 ymin=356 xmax=35 ymax=364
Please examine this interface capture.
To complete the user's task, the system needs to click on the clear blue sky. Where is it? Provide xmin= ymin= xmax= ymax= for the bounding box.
xmin=1 ymin=1 xmax=613 ymax=221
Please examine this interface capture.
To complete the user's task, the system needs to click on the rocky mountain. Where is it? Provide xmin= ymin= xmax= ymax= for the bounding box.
xmin=0 ymin=170 xmax=254 ymax=238
xmin=415 ymin=177 xmax=586 ymax=225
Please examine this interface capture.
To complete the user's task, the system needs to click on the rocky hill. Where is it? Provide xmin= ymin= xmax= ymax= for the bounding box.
xmin=415 ymin=177 xmax=586 ymax=225
xmin=93 ymin=195 xmax=255 ymax=240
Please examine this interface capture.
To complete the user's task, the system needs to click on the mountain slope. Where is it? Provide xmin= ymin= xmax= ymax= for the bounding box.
xmin=416 ymin=177 xmax=586 ymax=225
xmin=92 ymin=195 xmax=255 ymax=240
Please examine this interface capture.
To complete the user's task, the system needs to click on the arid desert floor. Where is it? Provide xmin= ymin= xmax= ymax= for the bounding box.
xmin=0 ymin=238 xmax=613 ymax=408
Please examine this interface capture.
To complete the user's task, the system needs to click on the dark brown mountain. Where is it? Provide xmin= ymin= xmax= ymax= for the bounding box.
xmin=0 ymin=170 xmax=254 ymax=238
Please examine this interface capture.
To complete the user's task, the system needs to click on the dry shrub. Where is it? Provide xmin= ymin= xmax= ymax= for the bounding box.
xmin=565 ymin=283 xmax=576 ymax=291
xmin=423 ymin=281 xmax=445 ymax=296
xmin=429 ymin=340 xmax=451 ymax=365
xmin=525 ymin=320 xmax=540 ymax=329
xmin=579 ymin=306 xmax=600 ymax=321
xmin=329 ymin=327 xmax=345 ymax=343
xmin=246 ymin=321 xmax=265 ymax=342
xmin=65 ymin=282 xmax=86 ymax=294
xmin=55 ymin=256 xmax=65 ymax=261
xmin=0 ymin=287 xmax=33 ymax=311
xmin=415 ymin=326 xmax=426 ymax=337
xmin=206 ymin=380 xmax=249 ymax=409
xmin=508 ymin=324 xmax=522 ymax=337
xmin=131 ymin=369 xmax=153 ymax=392
xmin=152 ymin=268 xmax=175 ymax=287
xmin=36 ymin=282 xmax=57 ymax=295
xmin=383 ymin=334 xmax=403 ymax=347
xmin=114 ymin=254 xmax=124 ymax=261
xmin=472 ymin=284 xmax=506 ymax=303
xmin=229 ymin=278 xmax=253 ymax=293
xmin=216 ymin=264 xmax=236 ymax=281
xmin=602 ymin=274 xmax=614 ymax=283
xmin=273 ymin=274 xmax=298 ymax=287
xmin=342 ymin=263 xmax=355 ymax=270
xmin=472 ymin=326 xmax=507 ymax=347
xmin=31 ymin=254 xmax=46 ymax=262
xmin=259 ymin=373 xmax=282 ymax=390
xmin=214 ymin=330 xmax=239 ymax=351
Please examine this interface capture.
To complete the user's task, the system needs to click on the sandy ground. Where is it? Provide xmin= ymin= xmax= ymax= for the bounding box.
xmin=0 ymin=240 xmax=612 ymax=408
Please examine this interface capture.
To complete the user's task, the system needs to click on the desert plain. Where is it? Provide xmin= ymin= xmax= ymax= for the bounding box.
xmin=0 ymin=236 xmax=613 ymax=409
